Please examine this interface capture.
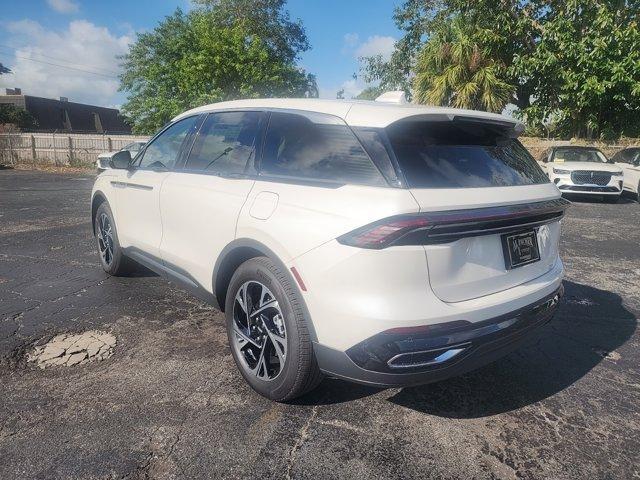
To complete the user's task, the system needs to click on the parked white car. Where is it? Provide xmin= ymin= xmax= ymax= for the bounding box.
xmin=539 ymin=146 xmax=624 ymax=203
xmin=96 ymin=141 xmax=146 ymax=172
xmin=91 ymin=97 xmax=566 ymax=401
xmin=611 ymin=147 xmax=640 ymax=202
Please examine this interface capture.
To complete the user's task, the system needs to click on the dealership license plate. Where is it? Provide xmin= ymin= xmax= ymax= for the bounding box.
xmin=501 ymin=230 xmax=541 ymax=270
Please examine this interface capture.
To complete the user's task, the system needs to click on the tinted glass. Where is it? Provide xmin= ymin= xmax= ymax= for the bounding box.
xmin=386 ymin=120 xmax=549 ymax=189
xmin=615 ymin=148 xmax=640 ymax=163
xmin=261 ymin=112 xmax=385 ymax=186
xmin=138 ymin=116 xmax=199 ymax=170
xmin=552 ymin=147 xmax=607 ymax=163
xmin=353 ymin=128 xmax=400 ymax=187
xmin=185 ymin=112 xmax=262 ymax=174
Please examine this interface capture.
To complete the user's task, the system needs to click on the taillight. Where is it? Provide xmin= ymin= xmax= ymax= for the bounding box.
xmin=336 ymin=215 xmax=430 ymax=249
xmin=336 ymin=198 xmax=571 ymax=250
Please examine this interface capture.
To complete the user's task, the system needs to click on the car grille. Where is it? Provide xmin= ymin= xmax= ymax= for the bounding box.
xmin=571 ymin=171 xmax=611 ymax=186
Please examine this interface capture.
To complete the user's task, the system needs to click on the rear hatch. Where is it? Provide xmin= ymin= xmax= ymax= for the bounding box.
xmin=386 ymin=117 xmax=566 ymax=303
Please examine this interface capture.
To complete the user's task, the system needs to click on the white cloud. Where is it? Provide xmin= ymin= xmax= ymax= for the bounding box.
xmin=318 ymin=77 xmax=367 ymax=100
xmin=0 ymin=19 xmax=132 ymax=108
xmin=342 ymin=33 xmax=359 ymax=50
xmin=46 ymin=0 xmax=80 ymax=14
xmin=355 ymin=35 xmax=396 ymax=61
xmin=339 ymin=78 xmax=365 ymax=99
xmin=328 ymin=33 xmax=396 ymax=100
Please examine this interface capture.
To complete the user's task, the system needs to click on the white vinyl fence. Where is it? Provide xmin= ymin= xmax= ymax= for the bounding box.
xmin=0 ymin=132 xmax=149 ymax=167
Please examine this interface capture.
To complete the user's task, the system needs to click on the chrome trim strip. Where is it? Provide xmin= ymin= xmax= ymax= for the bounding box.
xmin=109 ymin=181 xmax=153 ymax=191
xmin=387 ymin=345 xmax=468 ymax=369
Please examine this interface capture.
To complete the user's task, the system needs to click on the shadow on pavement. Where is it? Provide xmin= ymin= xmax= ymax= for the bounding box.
xmin=387 ymin=280 xmax=636 ymax=418
xmin=293 ymin=377 xmax=383 ymax=406
xmin=303 ymin=280 xmax=636 ymax=414
xmin=121 ymin=262 xmax=159 ymax=278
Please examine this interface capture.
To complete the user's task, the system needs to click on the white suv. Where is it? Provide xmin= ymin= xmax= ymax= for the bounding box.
xmin=539 ymin=146 xmax=624 ymax=202
xmin=91 ymin=98 xmax=567 ymax=401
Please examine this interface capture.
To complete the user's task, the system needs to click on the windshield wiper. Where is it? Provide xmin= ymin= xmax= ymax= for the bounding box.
xmin=205 ymin=147 xmax=233 ymax=170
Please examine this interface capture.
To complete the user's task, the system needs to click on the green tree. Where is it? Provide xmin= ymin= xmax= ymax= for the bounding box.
xmin=354 ymin=86 xmax=384 ymax=100
xmin=0 ymin=104 xmax=37 ymax=130
xmin=120 ymin=4 xmax=316 ymax=134
xmin=362 ymin=0 xmax=541 ymax=107
xmin=517 ymin=1 xmax=640 ymax=138
xmin=192 ymin=0 xmax=309 ymax=63
xmin=362 ymin=0 xmax=640 ymax=138
xmin=413 ymin=18 xmax=513 ymax=112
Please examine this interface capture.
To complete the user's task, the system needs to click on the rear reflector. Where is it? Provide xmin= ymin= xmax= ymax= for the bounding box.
xmin=290 ymin=266 xmax=307 ymax=291
xmin=337 ymin=198 xmax=570 ymax=249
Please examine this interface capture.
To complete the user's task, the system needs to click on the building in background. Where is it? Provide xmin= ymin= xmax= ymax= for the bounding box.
xmin=0 ymin=88 xmax=131 ymax=133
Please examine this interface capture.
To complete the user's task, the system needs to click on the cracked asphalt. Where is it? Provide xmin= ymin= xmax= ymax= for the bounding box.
xmin=1 ymin=169 xmax=639 ymax=480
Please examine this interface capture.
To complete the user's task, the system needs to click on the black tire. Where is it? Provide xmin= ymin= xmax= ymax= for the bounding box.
xmin=225 ymin=257 xmax=323 ymax=401
xmin=637 ymin=182 xmax=640 ymax=203
xmin=94 ymin=202 xmax=133 ymax=276
xmin=603 ymin=195 xmax=620 ymax=204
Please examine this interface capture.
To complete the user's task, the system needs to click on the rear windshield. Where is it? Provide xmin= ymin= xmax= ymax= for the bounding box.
xmin=386 ymin=120 xmax=549 ymax=189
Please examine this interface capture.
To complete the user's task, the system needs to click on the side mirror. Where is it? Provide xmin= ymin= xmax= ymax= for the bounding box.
xmin=109 ymin=150 xmax=132 ymax=169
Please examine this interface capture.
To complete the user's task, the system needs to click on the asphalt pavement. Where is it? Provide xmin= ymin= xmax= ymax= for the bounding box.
xmin=1 ymin=169 xmax=639 ymax=479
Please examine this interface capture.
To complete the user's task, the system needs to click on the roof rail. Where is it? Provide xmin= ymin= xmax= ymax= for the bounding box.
xmin=374 ymin=91 xmax=407 ymax=105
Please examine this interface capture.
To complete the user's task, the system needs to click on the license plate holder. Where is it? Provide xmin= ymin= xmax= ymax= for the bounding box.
xmin=501 ymin=230 xmax=541 ymax=270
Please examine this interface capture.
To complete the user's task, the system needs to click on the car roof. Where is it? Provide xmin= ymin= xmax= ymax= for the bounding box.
xmin=172 ymin=98 xmax=523 ymax=132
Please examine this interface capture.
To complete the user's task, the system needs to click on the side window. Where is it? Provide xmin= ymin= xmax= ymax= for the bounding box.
xmin=138 ymin=116 xmax=199 ymax=170
xmin=627 ymin=149 xmax=640 ymax=164
xmin=260 ymin=112 xmax=386 ymax=186
xmin=184 ymin=111 xmax=262 ymax=174
xmin=614 ymin=150 xmax=629 ymax=163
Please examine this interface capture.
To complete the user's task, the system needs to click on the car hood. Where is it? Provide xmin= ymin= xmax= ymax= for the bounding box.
xmin=549 ymin=162 xmax=622 ymax=172
xmin=97 ymin=151 xmax=119 ymax=159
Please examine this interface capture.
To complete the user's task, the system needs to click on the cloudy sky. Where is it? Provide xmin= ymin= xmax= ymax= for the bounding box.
xmin=0 ymin=0 xmax=400 ymax=108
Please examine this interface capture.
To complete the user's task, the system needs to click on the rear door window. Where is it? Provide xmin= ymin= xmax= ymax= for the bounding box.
xmin=260 ymin=111 xmax=386 ymax=186
xmin=184 ymin=111 xmax=263 ymax=174
xmin=386 ymin=120 xmax=549 ymax=188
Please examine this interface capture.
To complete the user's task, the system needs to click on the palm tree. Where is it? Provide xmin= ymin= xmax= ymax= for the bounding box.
xmin=413 ymin=18 xmax=513 ymax=113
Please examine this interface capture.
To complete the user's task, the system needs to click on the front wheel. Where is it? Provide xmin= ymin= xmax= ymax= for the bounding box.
xmin=94 ymin=202 xmax=133 ymax=276
xmin=225 ymin=257 xmax=323 ymax=401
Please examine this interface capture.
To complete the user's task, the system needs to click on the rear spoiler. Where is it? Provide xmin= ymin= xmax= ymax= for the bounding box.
xmin=389 ymin=113 xmax=525 ymax=138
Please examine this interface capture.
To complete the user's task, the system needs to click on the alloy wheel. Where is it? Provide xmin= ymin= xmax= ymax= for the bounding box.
xmin=231 ymin=281 xmax=287 ymax=381
xmin=96 ymin=212 xmax=114 ymax=266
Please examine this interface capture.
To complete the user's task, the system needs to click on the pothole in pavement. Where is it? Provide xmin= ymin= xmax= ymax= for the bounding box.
xmin=27 ymin=331 xmax=116 ymax=369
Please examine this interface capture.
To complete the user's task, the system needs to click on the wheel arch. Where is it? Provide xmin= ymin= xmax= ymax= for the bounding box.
xmin=91 ymin=191 xmax=108 ymax=235
xmin=212 ymin=238 xmax=317 ymax=341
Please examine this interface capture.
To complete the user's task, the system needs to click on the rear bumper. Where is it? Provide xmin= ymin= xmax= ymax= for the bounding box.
xmin=314 ymin=284 xmax=563 ymax=387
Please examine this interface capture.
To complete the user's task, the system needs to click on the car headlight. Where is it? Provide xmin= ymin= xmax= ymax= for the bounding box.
xmin=612 ymin=171 xmax=623 ymax=176
xmin=553 ymin=168 xmax=571 ymax=174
